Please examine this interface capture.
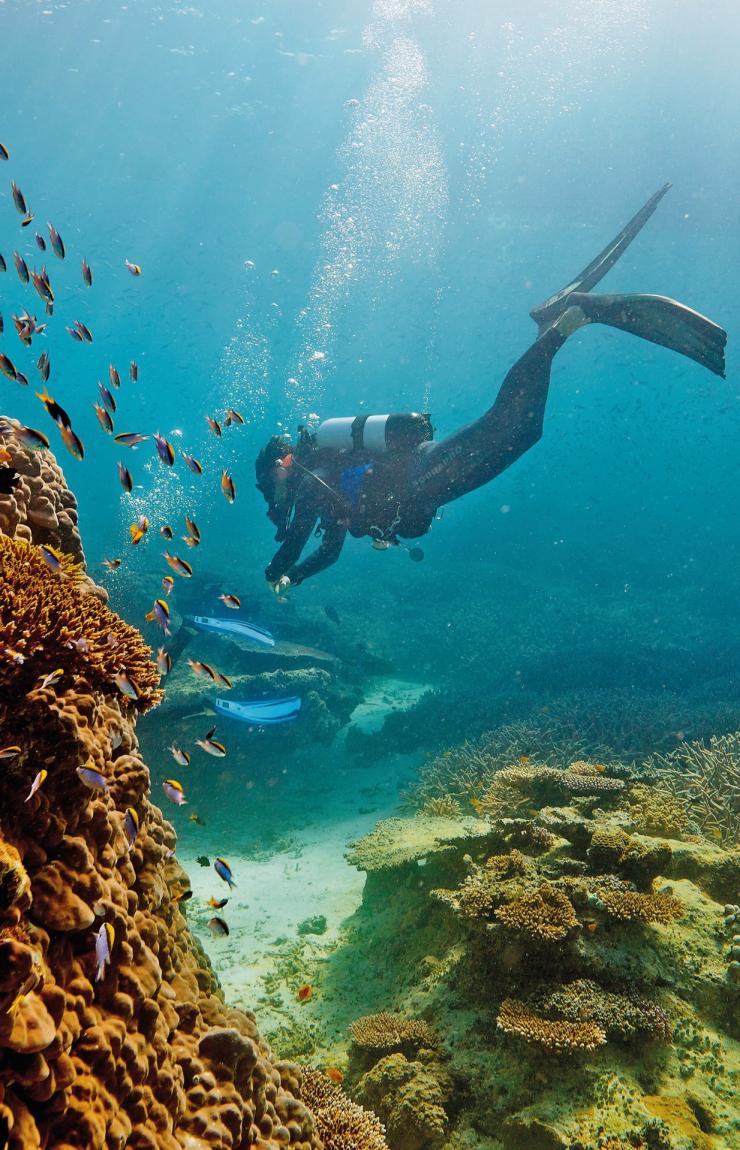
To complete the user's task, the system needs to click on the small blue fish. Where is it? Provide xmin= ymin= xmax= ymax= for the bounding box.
xmin=98 ymin=381 xmax=116 ymax=414
xmin=94 ymin=922 xmax=114 ymax=981
xmin=214 ymin=857 xmax=236 ymax=888
xmin=76 ymin=765 xmax=110 ymax=793
xmin=123 ymin=807 xmax=139 ymax=851
xmin=154 ymin=432 xmax=175 ymax=466
xmin=39 ymin=545 xmax=63 ymax=574
xmin=181 ymin=451 xmax=203 ymax=476
xmin=145 ymin=598 xmax=171 ymax=637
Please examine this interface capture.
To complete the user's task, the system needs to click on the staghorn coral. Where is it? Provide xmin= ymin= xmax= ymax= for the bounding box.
xmin=496 ymin=998 xmax=607 ymax=1053
xmin=537 ymin=979 xmax=672 ymax=1042
xmin=593 ymin=888 xmax=684 ymax=925
xmin=627 ymin=782 xmax=689 ymax=839
xmin=419 ymin=796 xmax=463 ymax=819
xmin=349 ymin=1013 xmax=437 ymax=1053
xmin=297 ymin=1066 xmax=389 ymax=1150
xmin=649 ymin=733 xmax=740 ymax=846
xmin=494 ymin=884 xmax=580 ymax=941
xmin=0 ymin=534 xmax=161 ymax=712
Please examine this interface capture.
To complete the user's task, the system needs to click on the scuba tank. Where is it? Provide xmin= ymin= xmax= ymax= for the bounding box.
xmin=315 ymin=413 xmax=433 ymax=454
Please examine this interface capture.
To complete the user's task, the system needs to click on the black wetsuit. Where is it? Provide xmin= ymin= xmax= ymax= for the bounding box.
xmin=264 ymin=184 xmax=728 ymax=587
xmin=265 ymin=324 xmax=566 ymax=586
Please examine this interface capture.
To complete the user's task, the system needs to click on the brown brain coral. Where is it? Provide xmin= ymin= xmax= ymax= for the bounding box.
xmin=494 ymin=884 xmax=580 ymax=941
xmin=594 ymin=888 xmax=684 ymax=924
xmin=298 ymin=1067 xmax=389 ymax=1150
xmin=496 ymin=998 xmax=607 ymax=1052
xmin=349 ymin=1013 xmax=438 ymax=1052
xmin=0 ymin=534 xmax=161 ymax=711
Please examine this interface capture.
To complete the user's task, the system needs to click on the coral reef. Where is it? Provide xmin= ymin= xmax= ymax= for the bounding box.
xmin=626 ymin=783 xmax=690 ymax=839
xmin=496 ymin=998 xmax=607 ymax=1052
xmin=349 ymin=1014 xmax=437 ymax=1054
xmin=353 ymin=1053 xmax=451 ymax=1150
xmin=494 ymin=884 xmax=580 ymax=941
xmin=649 ymin=733 xmax=740 ymax=846
xmin=0 ymin=417 xmax=86 ymax=564
xmin=0 ymin=434 xmax=331 ymax=1150
xmin=293 ymin=1067 xmax=388 ymax=1150
xmin=345 ymin=816 xmax=490 ymax=873
xmin=0 ymin=533 xmax=162 ymax=711
xmin=592 ymin=889 xmax=684 ymax=924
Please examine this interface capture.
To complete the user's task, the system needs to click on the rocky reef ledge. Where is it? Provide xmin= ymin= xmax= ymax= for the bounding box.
xmin=0 ymin=421 xmax=385 ymax=1150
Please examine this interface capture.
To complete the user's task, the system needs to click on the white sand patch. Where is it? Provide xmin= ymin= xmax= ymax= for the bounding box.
xmin=347 ymin=677 xmax=431 ymax=734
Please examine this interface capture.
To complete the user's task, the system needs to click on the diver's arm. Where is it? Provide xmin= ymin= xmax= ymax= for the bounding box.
xmin=286 ymin=519 xmax=347 ymax=586
xmin=265 ymin=501 xmax=317 ymax=582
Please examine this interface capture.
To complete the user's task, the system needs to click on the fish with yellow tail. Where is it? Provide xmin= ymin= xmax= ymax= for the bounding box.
xmin=162 ymin=779 xmax=187 ymax=806
xmin=125 ymin=259 xmax=142 ymax=276
xmin=24 ymin=769 xmax=47 ymax=803
xmin=129 ymin=516 xmax=149 ymax=545
xmin=163 ymin=551 xmax=192 ymax=578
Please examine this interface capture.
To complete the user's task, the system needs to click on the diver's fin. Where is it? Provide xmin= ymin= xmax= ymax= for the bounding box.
xmin=530 ymin=183 xmax=671 ymax=331
xmin=568 ymin=291 xmax=727 ymax=378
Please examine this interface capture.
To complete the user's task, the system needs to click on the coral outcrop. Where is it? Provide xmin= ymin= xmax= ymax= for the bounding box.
xmin=0 ymin=431 xmax=374 ymax=1150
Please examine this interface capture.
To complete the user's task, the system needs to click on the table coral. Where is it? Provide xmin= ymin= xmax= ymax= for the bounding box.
xmin=537 ymin=979 xmax=672 ymax=1042
xmin=494 ymin=884 xmax=580 ymax=941
xmin=349 ymin=1013 xmax=437 ymax=1053
xmin=593 ymin=888 xmax=684 ymax=924
xmin=496 ymin=998 xmax=607 ymax=1052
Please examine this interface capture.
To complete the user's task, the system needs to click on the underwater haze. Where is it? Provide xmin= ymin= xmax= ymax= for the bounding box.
xmin=2 ymin=1 xmax=740 ymax=1147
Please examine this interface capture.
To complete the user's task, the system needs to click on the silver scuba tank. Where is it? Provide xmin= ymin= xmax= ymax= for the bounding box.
xmin=315 ymin=413 xmax=433 ymax=454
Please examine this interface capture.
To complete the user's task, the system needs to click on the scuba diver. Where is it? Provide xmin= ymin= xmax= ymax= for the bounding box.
xmin=256 ymin=183 xmax=727 ymax=594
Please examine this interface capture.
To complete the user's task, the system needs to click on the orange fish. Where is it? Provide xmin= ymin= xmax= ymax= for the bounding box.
xmin=297 ymin=985 xmax=313 ymax=1003
xmin=518 ymin=755 xmax=530 ymax=764
xmin=325 ymin=1068 xmax=344 ymax=1084
xmin=470 ymin=798 xmax=483 ymax=813
xmin=221 ymin=470 xmax=236 ymax=503
xmin=130 ymin=516 xmax=150 ymax=545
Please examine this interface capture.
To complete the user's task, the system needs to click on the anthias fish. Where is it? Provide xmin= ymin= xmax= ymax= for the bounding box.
xmin=154 ymin=432 xmax=175 ymax=466
xmin=94 ymin=403 xmax=114 ymax=434
xmin=36 ymin=387 xmax=72 ymax=430
xmin=196 ymin=728 xmax=227 ymax=757
xmin=118 ymin=462 xmax=133 ymax=492
xmin=109 ymin=364 xmax=120 ymax=389
xmin=115 ymin=670 xmax=140 ymax=699
xmin=207 ymin=917 xmax=229 ymax=937
xmin=13 ymin=426 xmax=49 ymax=451
xmin=129 ymin=361 xmax=138 ymax=382
xmin=13 ymin=251 xmax=29 ymax=283
xmin=125 ymin=259 xmax=142 ymax=276
xmin=98 ymin=382 xmax=116 ymax=413
xmin=219 ymin=594 xmax=241 ymax=609
xmin=81 ymin=259 xmax=93 ymax=286
xmin=59 ymin=425 xmax=85 ymax=461
xmin=156 ymin=647 xmax=172 ymax=676
xmin=207 ymin=897 xmax=228 ymax=909
xmin=169 ymin=744 xmax=190 ymax=767
xmin=102 ymin=558 xmax=122 ymax=571
xmin=164 ymin=551 xmax=192 ymax=577
xmin=11 ymin=182 xmax=27 ymax=215
xmin=221 ymin=470 xmax=236 ymax=502
xmin=214 ymin=858 xmax=236 ymax=888
xmin=297 ymin=985 xmax=313 ymax=1002
xmin=114 ymin=432 xmax=148 ymax=447
xmin=76 ymin=765 xmax=110 ymax=793
xmin=162 ymin=574 xmax=175 ymax=595
xmin=47 ymin=222 xmax=65 ymax=259
xmin=123 ymin=807 xmax=139 ymax=850
xmin=145 ymin=598 xmax=171 ymax=636
xmin=24 ymin=769 xmax=47 ymax=802
xmin=94 ymin=922 xmax=115 ymax=982
xmin=181 ymin=451 xmax=203 ymax=475
xmin=162 ymin=779 xmax=187 ymax=806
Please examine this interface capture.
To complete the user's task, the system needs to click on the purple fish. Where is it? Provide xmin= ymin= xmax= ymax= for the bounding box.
xmin=214 ymin=857 xmax=236 ymax=888
xmin=94 ymin=922 xmax=114 ymax=981
xmin=76 ymin=765 xmax=110 ymax=793
xmin=162 ymin=780 xmax=187 ymax=806
xmin=123 ymin=807 xmax=139 ymax=852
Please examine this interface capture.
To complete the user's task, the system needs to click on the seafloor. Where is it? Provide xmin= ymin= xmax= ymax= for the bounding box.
xmin=0 ymin=424 xmax=738 ymax=1150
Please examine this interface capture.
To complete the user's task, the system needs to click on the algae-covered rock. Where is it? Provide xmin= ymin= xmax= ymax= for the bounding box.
xmin=346 ymin=816 xmax=492 ymax=873
xmin=355 ymin=1052 xmax=451 ymax=1150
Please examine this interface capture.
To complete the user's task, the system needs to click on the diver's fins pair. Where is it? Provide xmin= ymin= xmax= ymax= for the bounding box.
xmin=532 ymin=183 xmax=727 ymax=378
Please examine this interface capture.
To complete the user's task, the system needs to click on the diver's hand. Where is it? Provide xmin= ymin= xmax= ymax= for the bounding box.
xmin=269 ymin=575 xmax=291 ymax=597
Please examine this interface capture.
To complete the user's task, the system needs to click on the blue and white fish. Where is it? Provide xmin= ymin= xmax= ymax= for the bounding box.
xmin=76 ymin=765 xmax=110 ymax=793
xmin=94 ymin=922 xmax=115 ymax=982
xmin=123 ymin=807 xmax=139 ymax=851
xmin=162 ymin=779 xmax=187 ymax=806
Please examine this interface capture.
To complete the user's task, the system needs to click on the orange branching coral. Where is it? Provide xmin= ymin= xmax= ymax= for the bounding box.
xmin=0 ymin=534 xmax=161 ymax=711
xmin=594 ymin=888 xmax=684 ymax=924
xmin=494 ymin=884 xmax=580 ymax=941
xmin=349 ymin=1013 xmax=438 ymax=1052
xmin=496 ymin=998 xmax=606 ymax=1052
xmin=299 ymin=1067 xmax=389 ymax=1150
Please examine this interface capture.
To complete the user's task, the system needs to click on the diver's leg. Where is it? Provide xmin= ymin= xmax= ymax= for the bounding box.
xmin=569 ymin=291 xmax=727 ymax=377
xmin=409 ymin=319 xmax=572 ymax=510
xmin=530 ymin=183 xmax=671 ymax=331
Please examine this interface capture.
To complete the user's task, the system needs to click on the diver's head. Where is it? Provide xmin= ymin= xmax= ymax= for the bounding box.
xmin=255 ymin=433 xmax=298 ymax=540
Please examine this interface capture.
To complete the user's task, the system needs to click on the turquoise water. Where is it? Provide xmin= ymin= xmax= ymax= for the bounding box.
xmin=2 ymin=0 xmax=740 ymax=1022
